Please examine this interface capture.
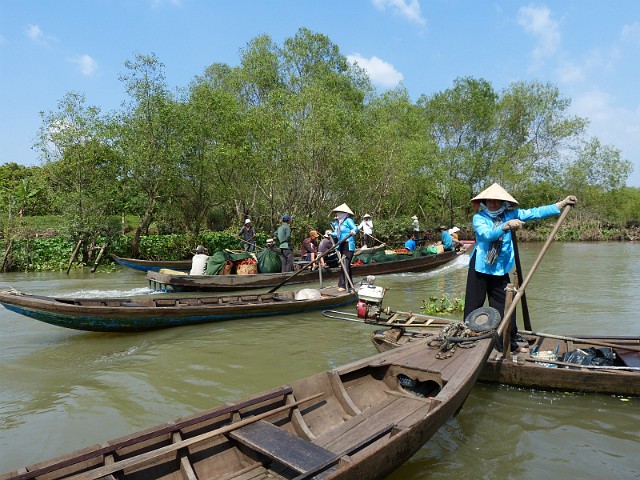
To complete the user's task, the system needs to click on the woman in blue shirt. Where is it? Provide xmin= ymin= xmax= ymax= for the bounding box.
xmin=464 ymin=183 xmax=576 ymax=352
xmin=331 ymin=203 xmax=358 ymax=292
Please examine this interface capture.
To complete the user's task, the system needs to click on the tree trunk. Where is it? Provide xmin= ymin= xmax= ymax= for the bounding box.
xmin=131 ymin=198 xmax=156 ymax=257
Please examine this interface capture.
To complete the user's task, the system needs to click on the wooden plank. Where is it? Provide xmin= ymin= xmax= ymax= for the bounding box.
xmin=228 ymin=420 xmax=335 ymax=473
xmin=64 ymin=393 xmax=324 ymax=480
xmin=8 ymin=387 xmax=294 ymax=480
xmin=617 ymin=350 xmax=640 ymax=368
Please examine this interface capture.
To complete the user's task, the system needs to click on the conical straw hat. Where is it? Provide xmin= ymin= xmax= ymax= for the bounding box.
xmin=332 ymin=203 xmax=354 ymax=215
xmin=471 ymin=183 xmax=518 ymax=205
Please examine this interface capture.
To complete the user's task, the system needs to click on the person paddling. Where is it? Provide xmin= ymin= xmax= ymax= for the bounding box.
xmin=463 ymin=183 xmax=577 ymax=353
xmin=330 ymin=203 xmax=358 ymax=292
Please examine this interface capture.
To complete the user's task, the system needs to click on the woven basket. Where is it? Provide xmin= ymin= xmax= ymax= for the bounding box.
xmin=219 ymin=261 xmax=233 ymax=275
xmin=236 ymin=263 xmax=258 ymax=275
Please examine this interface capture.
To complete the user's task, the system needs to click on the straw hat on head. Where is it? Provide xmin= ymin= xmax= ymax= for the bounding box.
xmin=363 ymin=213 xmax=371 ymax=219
xmin=449 ymin=226 xmax=460 ymax=234
xmin=332 ymin=203 xmax=354 ymax=215
xmin=471 ymin=183 xmax=519 ymax=206
xmin=411 ymin=215 xmax=418 ymax=220
xmin=324 ymin=229 xmax=332 ymax=238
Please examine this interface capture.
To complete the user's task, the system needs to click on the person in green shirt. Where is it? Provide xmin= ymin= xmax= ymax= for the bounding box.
xmin=275 ymin=214 xmax=294 ymax=272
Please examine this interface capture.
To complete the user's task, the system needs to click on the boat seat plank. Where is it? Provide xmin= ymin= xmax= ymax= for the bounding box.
xmin=315 ymin=395 xmax=430 ymax=454
xmin=228 ymin=420 xmax=336 ymax=473
xmin=617 ymin=350 xmax=640 ymax=367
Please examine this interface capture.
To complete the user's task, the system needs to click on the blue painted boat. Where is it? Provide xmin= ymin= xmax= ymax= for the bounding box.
xmin=0 ymin=287 xmax=356 ymax=332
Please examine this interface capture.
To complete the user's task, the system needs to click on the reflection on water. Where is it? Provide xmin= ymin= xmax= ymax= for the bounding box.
xmin=1 ymin=243 xmax=639 ymax=476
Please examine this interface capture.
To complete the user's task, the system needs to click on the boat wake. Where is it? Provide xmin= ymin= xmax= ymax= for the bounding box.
xmin=60 ymin=287 xmax=156 ymax=298
xmin=389 ymin=254 xmax=468 ymax=279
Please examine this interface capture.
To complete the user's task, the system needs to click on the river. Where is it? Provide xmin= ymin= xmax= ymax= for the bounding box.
xmin=0 ymin=242 xmax=638 ymax=478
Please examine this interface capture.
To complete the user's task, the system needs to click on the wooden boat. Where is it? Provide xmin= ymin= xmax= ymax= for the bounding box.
xmin=368 ymin=316 xmax=640 ymax=396
xmin=0 ymin=312 xmax=501 ymax=480
xmin=109 ymin=254 xmax=191 ymax=272
xmin=0 ymin=287 xmax=356 ymax=333
xmin=147 ymin=250 xmax=459 ymax=292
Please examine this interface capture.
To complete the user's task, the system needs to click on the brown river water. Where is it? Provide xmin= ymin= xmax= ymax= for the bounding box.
xmin=0 ymin=242 xmax=638 ymax=478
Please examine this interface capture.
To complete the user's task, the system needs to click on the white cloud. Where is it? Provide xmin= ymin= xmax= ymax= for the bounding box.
xmin=517 ymin=5 xmax=561 ymax=60
xmin=347 ymin=53 xmax=403 ymax=88
xmin=572 ymin=89 xmax=640 ymax=185
xmin=69 ymin=54 xmax=98 ymax=76
xmin=25 ymin=24 xmax=56 ymax=46
xmin=621 ymin=22 xmax=640 ymax=45
xmin=372 ymin=0 xmax=426 ymax=25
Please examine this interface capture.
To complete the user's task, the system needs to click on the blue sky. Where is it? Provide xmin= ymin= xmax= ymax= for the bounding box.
xmin=1 ymin=0 xmax=639 ymax=186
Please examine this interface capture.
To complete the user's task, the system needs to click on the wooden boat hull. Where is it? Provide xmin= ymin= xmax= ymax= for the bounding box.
xmin=110 ymin=254 xmax=191 ymax=272
xmin=147 ymin=250 xmax=459 ymax=292
xmin=0 ymin=325 xmax=497 ymax=480
xmin=371 ymin=330 xmax=640 ymax=396
xmin=0 ymin=287 xmax=356 ymax=333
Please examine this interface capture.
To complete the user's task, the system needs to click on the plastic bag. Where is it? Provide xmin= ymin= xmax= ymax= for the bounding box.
xmin=561 ymin=347 xmax=615 ymax=366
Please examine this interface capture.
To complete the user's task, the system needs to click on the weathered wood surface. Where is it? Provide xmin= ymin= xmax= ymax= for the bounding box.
xmin=0 ymin=315 xmax=500 ymax=480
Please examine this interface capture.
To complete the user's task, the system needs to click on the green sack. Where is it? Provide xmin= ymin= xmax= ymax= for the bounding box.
xmin=257 ymin=249 xmax=281 ymax=273
xmin=426 ymin=245 xmax=438 ymax=254
xmin=206 ymin=251 xmax=230 ymax=275
xmin=354 ymin=253 xmax=373 ymax=265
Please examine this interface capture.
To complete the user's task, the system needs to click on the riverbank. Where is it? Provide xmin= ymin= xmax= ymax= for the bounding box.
xmin=1 ymin=220 xmax=639 ymax=272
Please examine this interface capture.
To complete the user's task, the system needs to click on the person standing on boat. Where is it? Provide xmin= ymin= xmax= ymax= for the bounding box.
xmin=411 ymin=215 xmax=420 ymax=239
xmin=330 ymin=203 xmax=358 ymax=292
xmin=276 ymin=214 xmax=294 ymax=273
xmin=190 ymin=244 xmax=209 ymax=275
xmin=357 ymin=214 xmax=374 ymax=248
xmin=464 ymin=183 xmax=577 ymax=352
xmin=239 ymin=218 xmax=256 ymax=252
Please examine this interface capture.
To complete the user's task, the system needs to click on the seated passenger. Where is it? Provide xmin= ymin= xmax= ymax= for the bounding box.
xmin=404 ymin=232 xmax=417 ymax=251
xmin=190 ymin=244 xmax=209 ymax=275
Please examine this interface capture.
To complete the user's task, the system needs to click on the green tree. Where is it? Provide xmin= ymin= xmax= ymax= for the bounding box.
xmin=116 ymin=53 xmax=181 ymax=256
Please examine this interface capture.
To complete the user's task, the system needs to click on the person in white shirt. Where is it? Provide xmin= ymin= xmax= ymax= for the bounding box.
xmin=357 ymin=214 xmax=374 ymax=248
xmin=190 ymin=245 xmax=209 ymax=275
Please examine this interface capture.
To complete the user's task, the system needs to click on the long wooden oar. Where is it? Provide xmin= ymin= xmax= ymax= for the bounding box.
xmin=511 ymin=232 xmax=532 ymax=330
xmin=267 ymin=234 xmax=353 ymax=293
xmin=500 ymin=205 xmax=572 ymax=341
xmin=520 ymin=330 xmax=640 ymax=353
xmin=67 ymin=392 xmax=324 ymax=480
xmin=331 ymin=236 xmax=357 ymax=292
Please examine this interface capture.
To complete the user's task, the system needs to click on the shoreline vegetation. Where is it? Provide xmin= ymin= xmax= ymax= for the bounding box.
xmin=1 ymin=217 xmax=638 ymax=273
xmin=2 ymin=29 xmax=639 ymax=271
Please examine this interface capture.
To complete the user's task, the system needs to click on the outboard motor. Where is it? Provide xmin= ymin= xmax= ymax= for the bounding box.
xmin=356 ymin=276 xmax=387 ymax=322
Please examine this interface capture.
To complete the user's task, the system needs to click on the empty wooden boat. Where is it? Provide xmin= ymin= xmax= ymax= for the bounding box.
xmin=0 ymin=287 xmax=356 ymax=333
xmin=109 ymin=254 xmax=192 ymax=272
xmin=0 ymin=313 xmax=501 ymax=480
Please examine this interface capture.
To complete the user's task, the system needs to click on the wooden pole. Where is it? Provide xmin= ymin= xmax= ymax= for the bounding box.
xmin=499 ymin=205 xmax=573 ymax=341
xmin=1 ymin=239 xmax=13 ymax=273
xmin=502 ymin=283 xmax=516 ymax=355
xmin=331 ymin=236 xmax=357 ymax=292
xmin=90 ymin=243 xmax=108 ymax=273
xmin=519 ymin=330 xmax=640 ymax=353
xmin=512 ymin=232 xmax=532 ymax=331
xmin=66 ymin=240 xmax=83 ymax=275
xmin=267 ymin=233 xmax=353 ymax=293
